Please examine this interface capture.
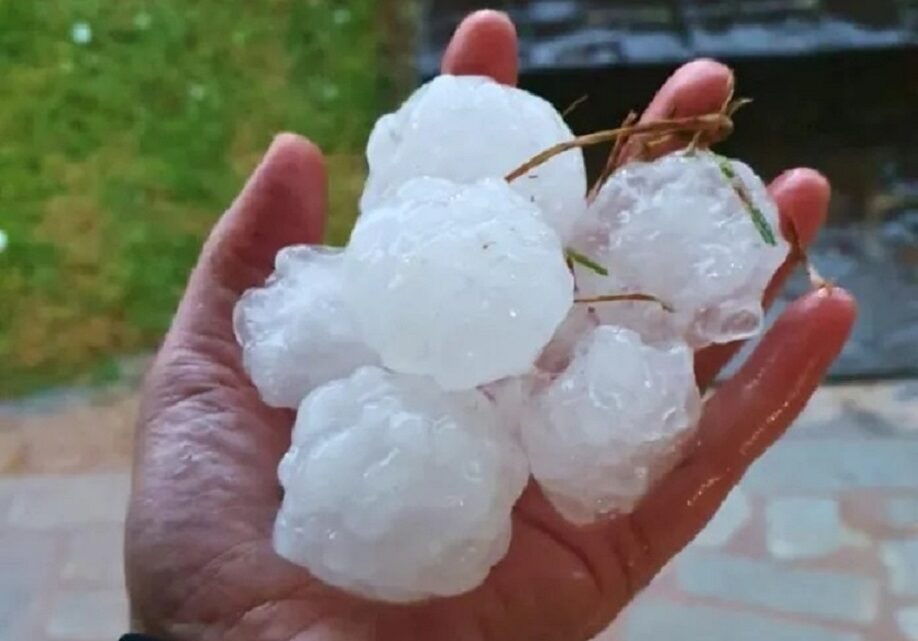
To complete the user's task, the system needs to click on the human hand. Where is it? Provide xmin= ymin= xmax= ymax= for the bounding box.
xmin=125 ymin=10 xmax=857 ymax=641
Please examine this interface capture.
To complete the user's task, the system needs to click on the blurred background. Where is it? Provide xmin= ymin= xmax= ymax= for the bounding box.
xmin=0 ymin=1 xmax=915 ymax=640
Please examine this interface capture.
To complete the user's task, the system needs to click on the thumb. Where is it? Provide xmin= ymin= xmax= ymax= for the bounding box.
xmin=169 ymin=133 xmax=327 ymax=348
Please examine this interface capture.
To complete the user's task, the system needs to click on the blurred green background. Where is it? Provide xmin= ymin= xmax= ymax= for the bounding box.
xmin=0 ymin=0 xmax=407 ymax=397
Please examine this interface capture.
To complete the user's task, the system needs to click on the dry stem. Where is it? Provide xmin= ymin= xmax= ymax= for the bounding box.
xmin=505 ymin=112 xmax=734 ymax=183
xmin=688 ymin=74 xmax=736 ymax=153
xmin=574 ymin=293 xmax=674 ymax=313
xmin=787 ymin=221 xmax=831 ymax=291
xmin=562 ymin=94 xmax=590 ymax=119
xmin=588 ymin=111 xmax=638 ymax=202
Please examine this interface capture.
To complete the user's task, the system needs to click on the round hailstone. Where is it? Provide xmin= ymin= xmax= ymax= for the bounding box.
xmin=573 ymin=151 xmax=789 ymax=348
xmin=361 ymin=74 xmax=587 ymax=241
xmin=521 ymin=326 xmax=701 ymax=524
xmin=233 ymin=246 xmax=378 ymax=409
xmin=345 ymin=177 xmax=574 ymax=391
xmin=274 ymin=366 xmax=529 ymax=602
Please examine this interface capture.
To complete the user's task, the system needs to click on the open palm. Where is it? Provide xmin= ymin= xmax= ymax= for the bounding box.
xmin=125 ymin=11 xmax=856 ymax=641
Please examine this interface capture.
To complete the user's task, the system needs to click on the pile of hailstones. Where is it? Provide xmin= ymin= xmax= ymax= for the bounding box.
xmin=235 ymin=75 xmax=789 ymax=602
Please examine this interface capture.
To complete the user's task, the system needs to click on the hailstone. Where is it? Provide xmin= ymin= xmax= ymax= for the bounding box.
xmin=234 ymin=246 xmax=378 ymax=408
xmin=361 ymin=74 xmax=587 ymax=241
xmin=274 ymin=366 xmax=529 ymax=602
xmin=572 ymin=150 xmax=788 ymax=348
xmin=229 ymin=67 xmax=797 ymax=603
xmin=346 ymin=177 xmax=574 ymax=390
xmin=521 ymin=326 xmax=701 ymax=524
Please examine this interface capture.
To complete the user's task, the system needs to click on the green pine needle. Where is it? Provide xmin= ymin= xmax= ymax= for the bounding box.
xmin=716 ymin=155 xmax=777 ymax=246
xmin=747 ymin=203 xmax=778 ymax=246
xmin=565 ymin=248 xmax=609 ymax=276
xmin=717 ymin=156 xmax=737 ymax=180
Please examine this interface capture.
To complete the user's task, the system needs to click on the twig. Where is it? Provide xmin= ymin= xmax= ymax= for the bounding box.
xmin=562 ymin=94 xmax=589 ymax=119
xmin=588 ymin=111 xmax=638 ymax=202
xmin=505 ymin=112 xmax=734 ymax=183
xmin=688 ymin=73 xmax=736 ymax=154
xmin=574 ymin=293 xmax=674 ymax=313
xmin=786 ymin=219 xmax=831 ymax=291
xmin=727 ymin=97 xmax=754 ymax=117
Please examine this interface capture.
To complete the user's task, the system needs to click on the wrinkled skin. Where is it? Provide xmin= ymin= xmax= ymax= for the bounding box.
xmin=125 ymin=10 xmax=857 ymax=641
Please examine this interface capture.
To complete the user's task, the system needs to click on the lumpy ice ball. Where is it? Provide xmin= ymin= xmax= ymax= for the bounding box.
xmin=274 ymin=366 xmax=529 ymax=602
xmin=346 ymin=177 xmax=574 ymax=390
xmin=574 ymin=151 xmax=788 ymax=347
xmin=361 ymin=75 xmax=587 ymax=241
xmin=521 ymin=326 xmax=701 ymax=524
xmin=233 ymin=246 xmax=378 ymax=408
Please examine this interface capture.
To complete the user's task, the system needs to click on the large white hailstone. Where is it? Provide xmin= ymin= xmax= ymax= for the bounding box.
xmin=521 ymin=326 xmax=701 ymax=524
xmin=573 ymin=151 xmax=789 ymax=348
xmin=274 ymin=366 xmax=529 ymax=602
xmin=233 ymin=246 xmax=378 ymax=409
xmin=346 ymin=177 xmax=574 ymax=390
xmin=361 ymin=74 xmax=587 ymax=241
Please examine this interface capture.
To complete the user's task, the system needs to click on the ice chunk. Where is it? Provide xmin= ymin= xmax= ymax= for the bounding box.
xmin=234 ymin=246 xmax=378 ymax=408
xmin=346 ymin=177 xmax=574 ymax=390
xmin=573 ymin=151 xmax=788 ymax=347
xmin=274 ymin=366 xmax=529 ymax=602
xmin=522 ymin=326 xmax=701 ymax=524
xmin=361 ymin=75 xmax=587 ymax=241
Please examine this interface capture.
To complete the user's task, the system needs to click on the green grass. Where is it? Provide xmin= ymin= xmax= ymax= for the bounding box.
xmin=0 ymin=0 xmax=384 ymax=397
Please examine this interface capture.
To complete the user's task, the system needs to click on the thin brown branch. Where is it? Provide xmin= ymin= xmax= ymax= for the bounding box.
xmin=689 ymin=72 xmax=736 ymax=153
xmin=588 ymin=111 xmax=638 ymax=202
xmin=642 ymin=131 xmax=688 ymax=155
xmin=787 ymin=220 xmax=831 ymax=291
xmin=505 ymin=113 xmax=734 ymax=183
xmin=574 ymin=293 xmax=674 ymax=313
xmin=562 ymin=94 xmax=590 ymax=119
xmin=728 ymin=97 xmax=754 ymax=117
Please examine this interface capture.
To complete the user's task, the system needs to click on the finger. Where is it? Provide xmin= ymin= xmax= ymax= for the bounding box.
xmin=620 ymin=59 xmax=734 ymax=162
xmin=169 ymin=133 xmax=327 ymax=344
xmin=634 ymin=287 xmax=856 ymax=568
xmin=441 ymin=9 xmax=518 ymax=85
xmin=694 ymin=168 xmax=831 ymax=387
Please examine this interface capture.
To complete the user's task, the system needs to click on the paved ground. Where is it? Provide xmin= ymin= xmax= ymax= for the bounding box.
xmin=0 ymin=380 xmax=916 ymax=641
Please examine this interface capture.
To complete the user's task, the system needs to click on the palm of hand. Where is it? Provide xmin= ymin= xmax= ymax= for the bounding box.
xmin=125 ymin=11 xmax=856 ymax=641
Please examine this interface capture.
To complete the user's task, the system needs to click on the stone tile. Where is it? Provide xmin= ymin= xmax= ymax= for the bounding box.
xmin=881 ymin=540 xmax=918 ymax=597
xmin=765 ymin=497 xmax=865 ymax=560
xmin=898 ymin=607 xmax=918 ymax=641
xmin=886 ymin=497 xmax=918 ymax=529
xmin=676 ymin=550 xmax=880 ymax=624
xmin=693 ymin=487 xmax=751 ymax=548
xmin=744 ymin=440 xmax=918 ymax=493
xmin=45 ymin=589 xmax=128 ymax=641
xmin=5 ymin=474 xmax=130 ymax=530
xmin=622 ymin=601 xmax=862 ymax=641
xmin=0 ymin=587 xmax=31 ymax=641
xmin=0 ymin=531 xmax=60 ymax=641
xmin=0 ymin=531 xmax=60 ymax=586
xmin=0 ymin=483 xmax=13 ymax=523
xmin=61 ymin=525 xmax=125 ymax=587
